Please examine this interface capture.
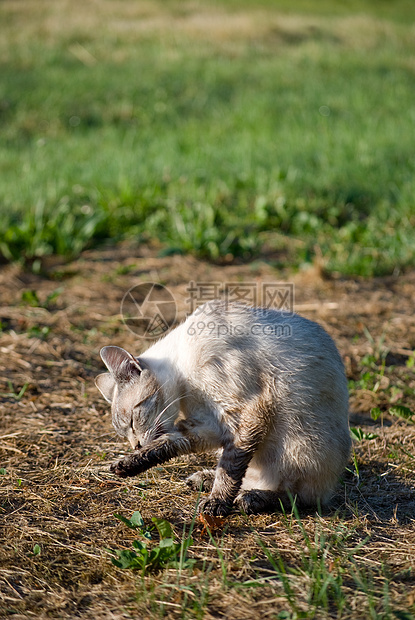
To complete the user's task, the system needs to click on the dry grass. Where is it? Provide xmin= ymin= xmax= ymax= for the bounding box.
xmin=1 ymin=245 xmax=415 ymax=618
xmin=1 ymin=0 xmax=412 ymax=55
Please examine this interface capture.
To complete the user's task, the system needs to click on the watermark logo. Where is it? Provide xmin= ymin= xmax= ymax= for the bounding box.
xmin=121 ymin=282 xmax=177 ymax=339
xmin=121 ymin=281 xmax=294 ymax=339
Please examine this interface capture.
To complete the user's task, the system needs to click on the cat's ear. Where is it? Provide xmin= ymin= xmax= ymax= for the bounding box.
xmin=99 ymin=346 xmax=142 ymax=383
xmin=95 ymin=373 xmax=116 ymax=403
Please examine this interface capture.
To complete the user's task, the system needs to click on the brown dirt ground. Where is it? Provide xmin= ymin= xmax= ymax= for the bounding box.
xmin=1 ymin=243 xmax=415 ymax=619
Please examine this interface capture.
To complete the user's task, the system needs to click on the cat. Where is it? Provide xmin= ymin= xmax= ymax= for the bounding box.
xmin=95 ymin=300 xmax=350 ymax=516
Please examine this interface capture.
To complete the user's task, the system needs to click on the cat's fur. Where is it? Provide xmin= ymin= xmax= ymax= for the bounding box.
xmin=95 ymin=300 xmax=350 ymax=515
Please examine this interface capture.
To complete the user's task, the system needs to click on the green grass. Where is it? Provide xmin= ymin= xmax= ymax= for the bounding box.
xmin=110 ymin=501 xmax=412 ymax=620
xmin=1 ymin=0 xmax=415 ymax=275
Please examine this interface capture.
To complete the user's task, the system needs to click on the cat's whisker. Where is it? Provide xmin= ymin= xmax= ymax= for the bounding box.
xmin=153 ymin=413 xmax=176 ymax=436
xmin=152 ymin=393 xmax=188 ymax=427
xmin=147 ymin=395 xmax=192 ymax=442
xmin=153 ymin=379 xmax=170 ymax=396
xmin=151 ymin=410 xmax=179 ymax=436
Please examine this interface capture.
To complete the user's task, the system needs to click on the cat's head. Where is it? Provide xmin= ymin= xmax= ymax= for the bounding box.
xmin=95 ymin=346 xmax=167 ymax=449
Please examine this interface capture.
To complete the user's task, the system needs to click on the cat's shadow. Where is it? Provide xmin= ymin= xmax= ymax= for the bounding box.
xmin=332 ymin=458 xmax=415 ymax=525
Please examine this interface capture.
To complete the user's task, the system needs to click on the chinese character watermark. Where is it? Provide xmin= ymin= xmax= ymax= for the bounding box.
xmin=121 ymin=281 xmax=294 ymax=339
xmin=185 ymin=281 xmax=294 ymax=316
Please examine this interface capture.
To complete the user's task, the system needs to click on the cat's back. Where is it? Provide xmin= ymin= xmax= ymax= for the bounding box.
xmin=144 ymin=300 xmax=346 ymax=400
xmin=181 ymin=300 xmax=341 ymax=365
xmin=176 ymin=301 xmax=346 ymax=398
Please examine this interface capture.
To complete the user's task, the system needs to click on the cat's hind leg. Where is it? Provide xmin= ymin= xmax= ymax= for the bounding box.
xmin=186 ymin=469 xmax=216 ymax=492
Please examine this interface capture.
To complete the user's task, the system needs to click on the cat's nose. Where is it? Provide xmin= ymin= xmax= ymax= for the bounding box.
xmin=128 ymin=435 xmax=141 ymax=450
xmin=127 ymin=429 xmax=140 ymax=450
xmin=129 ymin=438 xmax=141 ymax=450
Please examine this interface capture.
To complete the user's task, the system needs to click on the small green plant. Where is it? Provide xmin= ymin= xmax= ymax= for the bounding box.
xmin=114 ymin=510 xmax=152 ymax=540
xmin=370 ymin=405 xmax=415 ymax=425
xmin=350 ymin=427 xmax=378 ymax=441
xmin=347 ymin=328 xmax=390 ymax=394
xmin=349 ymin=371 xmax=378 ymax=392
xmin=108 ymin=510 xmax=194 ymax=574
xmin=32 ymin=544 xmax=41 ymax=556
xmin=389 ymin=405 xmax=415 ymax=424
xmin=0 ymin=380 xmax=29 ymax=401
xmin=349 ymin=359 xmax=387 ymax=394
xmin=370 ymin=407 xmax=382 ymax=421
xmin=0 ymin=468 xmax=6 ymax=475
xmin=347 ymin=450 xmax=360 ymax=482
xmin=21 ymin=288 xmax=62 ymax=309
xmin=28 ymin=326 xmax=50 ymax=339
xmin=21 ymin=290 xmax=40 ymax=306
xmin=362 ymin=327 xmax=389 ymax=365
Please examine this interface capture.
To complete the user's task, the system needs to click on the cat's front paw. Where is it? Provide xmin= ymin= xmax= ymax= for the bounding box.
xmin=110 ymin=458 xmax=132 ymax=478
xmin=198 ymin=496 xmax=233 ymax=517
xmin=110 ymin=450 xmax=153 ymax=477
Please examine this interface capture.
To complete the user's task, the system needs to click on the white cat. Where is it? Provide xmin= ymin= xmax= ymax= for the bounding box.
xmin=95 ymin=300 xmax=350 ymax=515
